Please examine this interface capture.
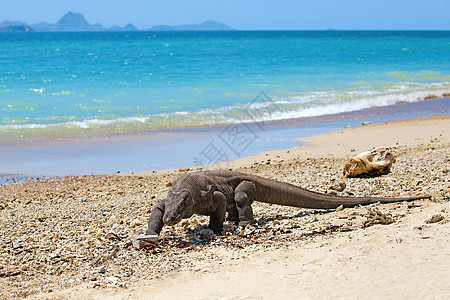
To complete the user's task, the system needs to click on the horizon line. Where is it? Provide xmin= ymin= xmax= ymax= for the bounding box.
xmin=1 ymin=29 xmax=449 ymax=32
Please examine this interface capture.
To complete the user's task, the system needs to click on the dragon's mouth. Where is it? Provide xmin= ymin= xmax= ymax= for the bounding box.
xmin=163 ymin=211 xmax=183 ymax=225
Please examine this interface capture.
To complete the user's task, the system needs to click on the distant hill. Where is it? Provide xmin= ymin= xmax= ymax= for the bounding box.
xmin=149 ymin=20 xmax=235 ymax=31
xmin=108 ymin=23 xmax=138 ymax=32
xmin=32 ymin=12 xmax=101 ymax=31
xmin=0 ymin=20 xmax=27 ymax=27
xmin=31 ymin=12 xmax=137 ymax=32
xmin=0 ymin=12 xmax=137 ymax=32
xmin=0 ymin=25 xmax=34 ymax=32
xmin=0 ymin=13 xmax=235 ymax=32
xmin=0 ymin=20 xmax=34 ymax=32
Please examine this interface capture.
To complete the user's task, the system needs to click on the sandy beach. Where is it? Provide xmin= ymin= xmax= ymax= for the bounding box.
xmin=0 ymin=115 xmax=449 ymax=299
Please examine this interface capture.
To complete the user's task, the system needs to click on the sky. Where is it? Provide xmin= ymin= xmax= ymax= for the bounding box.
xmin=0 ymin=0 xmax=449 ymax=30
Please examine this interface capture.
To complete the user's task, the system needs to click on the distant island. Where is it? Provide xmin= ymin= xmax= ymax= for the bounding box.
xmin=0 ymin=12 xmax=137 ymax=32
xmin=0 ymin=12 xmax=235 ymax=32
xmin=149 ymin=20 xmax=235 ymax=31
xmin=0 ymin=24 xmax=34 ymax=32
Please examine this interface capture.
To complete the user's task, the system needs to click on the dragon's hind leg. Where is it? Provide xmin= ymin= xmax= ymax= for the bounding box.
xmin=234 ymin=181 xmax=256 ymax=227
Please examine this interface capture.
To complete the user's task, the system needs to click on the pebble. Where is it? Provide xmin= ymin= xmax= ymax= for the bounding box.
xmin=330 ymin=182 xmax=346 ymax=192
xmin=106 ymin=276 xmax=118 ymax=283
xmin=129 ymin=219 xmax=143 ymax=228
xmin=340 ymin=224 xmax=353 ymax=232
xmin=425 ymin=214 xmax=444 ymax=224
xmin=199 ymin=229 xmax=215 ymax=239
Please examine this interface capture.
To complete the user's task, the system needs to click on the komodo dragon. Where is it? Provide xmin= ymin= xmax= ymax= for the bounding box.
xmin=144 ymin=170 xmax=430 ymax=237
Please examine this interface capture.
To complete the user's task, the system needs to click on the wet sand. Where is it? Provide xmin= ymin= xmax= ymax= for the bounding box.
xmin=0 ymin=115 xmax=448 ymax=299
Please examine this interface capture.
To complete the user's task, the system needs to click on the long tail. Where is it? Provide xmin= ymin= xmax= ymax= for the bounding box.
xmin=253 ymin=175 xmax=431 ymax=209
xmin=287 ymin=190 xmax=431 ymax=209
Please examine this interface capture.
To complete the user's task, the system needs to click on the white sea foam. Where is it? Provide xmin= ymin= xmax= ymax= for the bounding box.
xmin=67 ymin=116 xmax=150 ymax=129
xmin=52 ymin=90 xmax=74 ymax=96
xmin=3 ymin=123 xmax=48 ymax=129
xmin=222 ymin=83 xmax=450 ymax=123
xmin=1 ymin=82 xmax=449 ymax=137
xmin=0 ymin=116 xmax=151 ymax=132
xmin=29 ymin=88 xmax=45 ymax=94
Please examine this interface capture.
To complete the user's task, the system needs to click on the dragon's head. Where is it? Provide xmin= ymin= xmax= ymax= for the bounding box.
xmin=162 ymin=183 xmax=216 ymax=226
xmin=163 ymin=189 xmax=194 ymax=225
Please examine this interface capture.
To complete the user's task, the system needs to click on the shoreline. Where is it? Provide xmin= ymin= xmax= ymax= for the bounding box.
xmin=0 ymin=113 xmax=449 ymax=299
xmin=3 ymin=96 xmax=449 ymax=148
xmin=1 ymin=97 xmax=449 ymax=178
xmin=225 ymin=114 xmax=449 ymax=169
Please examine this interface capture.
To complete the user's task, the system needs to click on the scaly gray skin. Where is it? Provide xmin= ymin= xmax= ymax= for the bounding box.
xmin=146 ymin=170 xmax=431 ymax=235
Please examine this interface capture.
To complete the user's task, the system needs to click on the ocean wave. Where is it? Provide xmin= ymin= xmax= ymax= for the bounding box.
xmin=1 ymin=82 xmax=449 ymax=139
xmin=213 ymin=82 xmax=450 ymax=123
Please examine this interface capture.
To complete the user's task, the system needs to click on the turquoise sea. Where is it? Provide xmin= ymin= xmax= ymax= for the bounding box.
xmin=0 ymin=31 xmax=449 ymax=177
xmin=1 ymin=31 xmax=450 ymax=140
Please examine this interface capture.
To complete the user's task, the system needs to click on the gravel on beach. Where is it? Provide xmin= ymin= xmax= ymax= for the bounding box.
xmin=0 ymin=141 xmax=448 ymax=299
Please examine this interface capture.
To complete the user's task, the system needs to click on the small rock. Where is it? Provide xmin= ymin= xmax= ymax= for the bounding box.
xmin=106 ymin=276 xmax=118 ymax=283
xmin=363 ymin=207 xmax=394 ymax=227
xmin=166 ymin=181 xmax=173 ymax=187
xmin=128 ymin=219 xmax=143 ymax=228
xmin=180 ymin=219 xmax=189 ymax=228
xmin=132 ymin=234 xmax=159 ymax=249
xmin=330 ymin=222 xmax=341 ymax=228
xmin=425 ymin=214 xmax=444 ymax=224
xmin=340 ymin=224 xmax=353 ymax=232
xmin=11 ymin=241 xmax=23 ymax=249
xmin=195 ymin=224 xmax=206 ymax=231
xmin=199 ymin=228 xmax=214 ymax=239
xmin=330 ymin=182 xmax=346 ymax=192
xmin=98 ymin=266 xmax=107 ymax=274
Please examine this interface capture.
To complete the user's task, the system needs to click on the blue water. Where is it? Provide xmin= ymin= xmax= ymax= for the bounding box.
xmin=1 ymin=31 xmax=449 ymax=142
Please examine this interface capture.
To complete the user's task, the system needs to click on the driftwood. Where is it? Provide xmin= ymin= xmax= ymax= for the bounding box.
xmin=343 ymin=147 xmax=395 ymax=178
